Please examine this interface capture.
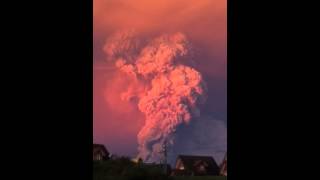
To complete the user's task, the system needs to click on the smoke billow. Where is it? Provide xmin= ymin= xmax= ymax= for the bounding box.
xmin=103 ymin=30 xmax=226 ymax=163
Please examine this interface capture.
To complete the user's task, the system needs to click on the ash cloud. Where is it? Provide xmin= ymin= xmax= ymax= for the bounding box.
xmin=103 ymin=30 xmax=225 ymax=164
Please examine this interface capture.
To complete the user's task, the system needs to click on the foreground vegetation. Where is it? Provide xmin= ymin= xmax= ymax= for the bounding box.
xmin=94 ymin=157 xmax=169 ymax=180
xmin=93 ymin=157 xmax=226 ymax=180
xmin=173 ymin=177 xmax=226 ymax=180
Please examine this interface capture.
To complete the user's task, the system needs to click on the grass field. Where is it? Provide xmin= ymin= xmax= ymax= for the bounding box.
xmin=93 ymin=159 xmax=226 ymax=180
xmin=93 ymin=176 xmax=227 ymax=180
xmin=173 ymin=176 xmax=227 ymax=180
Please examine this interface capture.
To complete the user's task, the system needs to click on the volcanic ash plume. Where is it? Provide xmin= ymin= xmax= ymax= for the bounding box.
xmin=104 ymin=31 xmax=207 ymax=163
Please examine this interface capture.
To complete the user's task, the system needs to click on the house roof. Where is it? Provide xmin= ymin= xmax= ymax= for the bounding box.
xmin=93 ymin=144 xmax=109 ymax=155
xmin=176 ymin=155 xmax=220 ymax=175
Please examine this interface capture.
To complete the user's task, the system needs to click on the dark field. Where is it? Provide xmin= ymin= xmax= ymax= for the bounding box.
xmin=94 ymin=159 xmax=226 ymax=180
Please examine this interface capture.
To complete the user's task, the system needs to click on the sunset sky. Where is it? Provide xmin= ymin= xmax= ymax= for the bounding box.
xmin=93 ymin=0 xmax=226 ymax=162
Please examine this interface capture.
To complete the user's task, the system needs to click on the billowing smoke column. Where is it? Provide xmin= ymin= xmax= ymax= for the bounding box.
xmin=103 ymin=30 xmax=208 ymax=163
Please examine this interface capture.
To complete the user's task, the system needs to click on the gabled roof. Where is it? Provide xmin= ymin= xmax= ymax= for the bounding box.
xmin=93 ymin=144 xmax=109 ymax=156
xmin=176 ymin=155 xmax=220 ymax=175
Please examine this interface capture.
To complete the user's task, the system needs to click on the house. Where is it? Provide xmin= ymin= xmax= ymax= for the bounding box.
xmin=220 ymin=153 xmax=227 ymax=176
xmin=93 ymin=144 xmax=109 ymax=161
xmin=172 ymin=155 xmax=220 ymax=176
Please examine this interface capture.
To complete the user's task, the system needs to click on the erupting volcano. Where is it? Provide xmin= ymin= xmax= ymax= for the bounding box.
xmin=104 ymin=30 xmax=210 ymax=163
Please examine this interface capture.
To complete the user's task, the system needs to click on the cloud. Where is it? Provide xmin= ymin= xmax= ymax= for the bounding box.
xmin=94 ymin=0 xmax=226 ymax=76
